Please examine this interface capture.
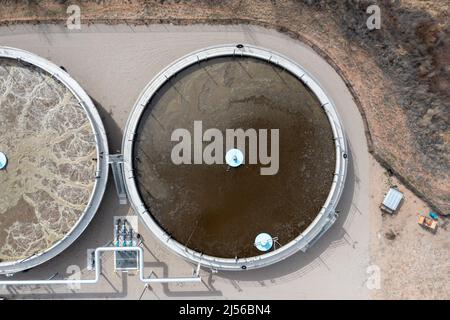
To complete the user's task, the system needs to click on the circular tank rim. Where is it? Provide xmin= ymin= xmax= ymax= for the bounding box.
xmin=0 ymin=46 xmax=109 ymax=274
xmin=122 ymin=44 xmax=348 ymax=271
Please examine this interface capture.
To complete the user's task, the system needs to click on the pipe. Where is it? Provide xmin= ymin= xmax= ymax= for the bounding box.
xmin=0 ymin=246 xmax=201 ymax=286
xmin=114 ymin=219 xmax=121 ymax=247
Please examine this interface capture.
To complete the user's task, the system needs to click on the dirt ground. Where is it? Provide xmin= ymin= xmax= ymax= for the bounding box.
xmin=0 ymin=1 xmax=448 ymax=300
xmin=371 ymin=159 xmax=450 ymax=299
xmin=0 ymin=1 xmax=448 ymax=216
xmin=0 ymin=24 xmax=373 ymax=299
xmin=370 ymin=158 xmax=449 ymax=299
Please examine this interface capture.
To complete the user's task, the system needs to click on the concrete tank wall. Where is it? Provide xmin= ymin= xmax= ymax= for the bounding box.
xmin=122 ymin=45 xmax=348 ymax=271
xmin=0 ymin=47 xmax=109 ymax=274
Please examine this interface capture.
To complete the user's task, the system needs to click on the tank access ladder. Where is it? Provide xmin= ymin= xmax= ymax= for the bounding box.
xmin=109 ymin=154 xmax=127 ymax=205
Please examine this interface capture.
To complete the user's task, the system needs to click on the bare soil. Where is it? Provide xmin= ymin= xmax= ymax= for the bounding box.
xmin=0 ymin=0 xmax=448 ymax=215
xmin=0 ymin=20 xmax=447 ymax=299
xmin=370 ymin=158 xmax=449 ymax=299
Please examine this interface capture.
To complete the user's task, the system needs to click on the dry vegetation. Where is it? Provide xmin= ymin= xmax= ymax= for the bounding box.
xmin=0 ymin=0 xmax=448 ymax=215
xmin=0 ymin=0 xmax=449 ymax=301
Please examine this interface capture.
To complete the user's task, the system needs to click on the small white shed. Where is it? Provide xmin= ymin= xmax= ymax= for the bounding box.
xmin=380 ymin=188 xmax=404 ymax=214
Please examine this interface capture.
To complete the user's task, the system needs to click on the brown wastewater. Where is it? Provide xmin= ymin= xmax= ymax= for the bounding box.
xmin=133 ymin=57 xmax=335 ymax=258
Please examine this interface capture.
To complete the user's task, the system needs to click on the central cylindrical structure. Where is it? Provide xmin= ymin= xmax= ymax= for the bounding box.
xmin=122 ymin=45 xmax=347 ymax=270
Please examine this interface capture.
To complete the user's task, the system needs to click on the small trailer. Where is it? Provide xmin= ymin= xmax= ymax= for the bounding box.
xmin=380 ymin=188 xmax=404 ymax=214
xmin=418 ymin=215 xmax=438 ymax=231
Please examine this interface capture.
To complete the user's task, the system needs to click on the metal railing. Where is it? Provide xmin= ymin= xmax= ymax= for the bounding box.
xmin=0 ymin=246 xmax=201 ymax=286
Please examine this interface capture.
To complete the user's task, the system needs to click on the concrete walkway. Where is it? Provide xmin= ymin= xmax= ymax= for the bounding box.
xmin=0 ymin=24 xmax=371 ymax=299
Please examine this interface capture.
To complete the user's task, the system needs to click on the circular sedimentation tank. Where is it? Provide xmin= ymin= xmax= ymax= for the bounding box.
xmin=0 ymin=47 xmax=108 ymax=274
xmin=124 ymin=45 xmax=347 ymax=270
